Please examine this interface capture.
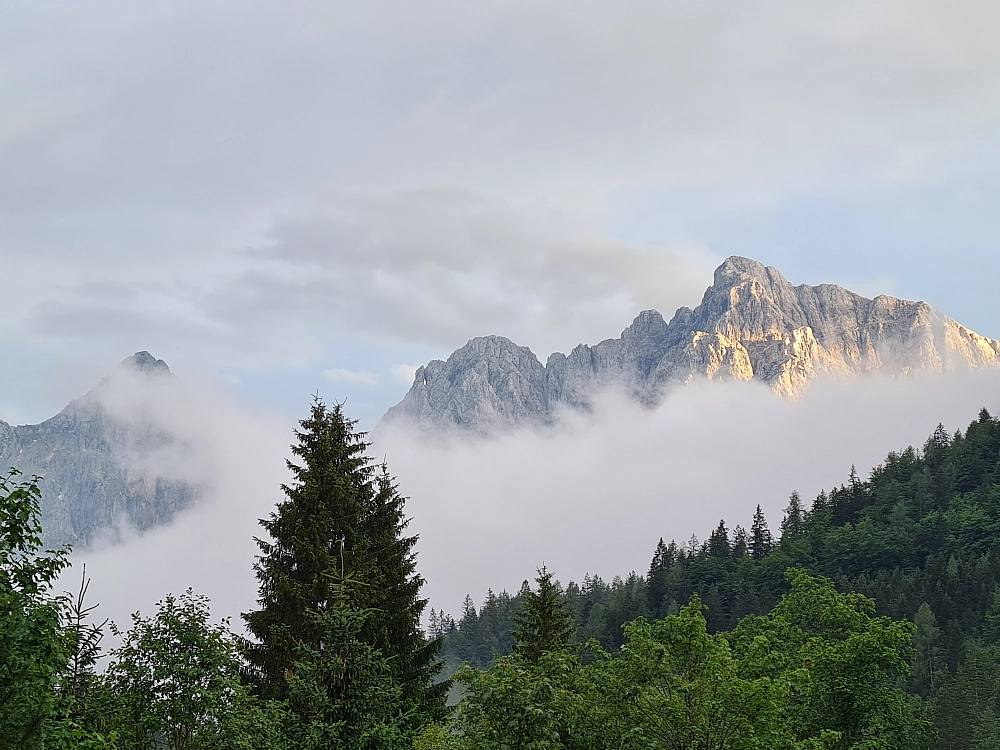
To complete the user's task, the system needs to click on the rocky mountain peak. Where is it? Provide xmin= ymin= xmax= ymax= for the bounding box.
xmin=1 ymin=352 xmax=196 ymax=548
xmin=711 ymin=255 xmax=788 ymax=291
xmin=380 ymin=257 xmax=1000 ymax=434
xmin=120 ymin=351 xmax=172 ymax=376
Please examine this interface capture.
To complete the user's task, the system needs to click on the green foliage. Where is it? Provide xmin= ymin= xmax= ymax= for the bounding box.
xmin=0 ymin=469 xmax=73 ymax=749
xmin=101 ymin=589 xmax=278 ymax=750
xmin=930 ymin=641 xmax=1000 ymax=750
xmin=440 ymin=410 xmax=1000 ymax=747
xmin=589 ymin=594 xmax=837 ymax=750
xmin=243 ymin=397 xmax=445 ymax=743
xmin=445 ymin=651 xmax=584 ymax=750
xmin=512 ymin=566 xmax=576 ymax=664
xmin=438 ymin=582 xmax=928 ymax=749
xmin=278 ymin=576 xmax=407 ymax=750
xmin=732 ymin=570 xmax=930 ymax=749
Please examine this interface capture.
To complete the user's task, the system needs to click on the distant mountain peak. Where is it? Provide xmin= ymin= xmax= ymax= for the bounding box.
xmin=712 ymin=255 xmax=789 ymax=287
xmin=380 ymin=257 xmax=1000 ymax=435
xmin=119 ymin=351 xmax=171 ymax=375
xmin=1 ymin=351 xmax=195 ymax=548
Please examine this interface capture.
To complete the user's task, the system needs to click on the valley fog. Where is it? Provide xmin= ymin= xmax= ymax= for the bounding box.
xmin=67 ymin=367 xmax=1000 ymax=629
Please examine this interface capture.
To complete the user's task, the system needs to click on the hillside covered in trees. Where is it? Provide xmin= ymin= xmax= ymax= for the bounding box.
xmin=5 ymin=398 xmax=1000 ymax=749
xmin=434 ymin=408 xmax=1000 ymax=748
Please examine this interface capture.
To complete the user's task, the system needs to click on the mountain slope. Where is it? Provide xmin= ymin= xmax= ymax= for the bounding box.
xmin=381 ymin=257 xmax=1000 ymax=434
xmin=0 ymin=352 xmax=198 ymax=548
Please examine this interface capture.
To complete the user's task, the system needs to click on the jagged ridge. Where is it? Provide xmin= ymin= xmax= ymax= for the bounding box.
xmin=0 ymin=352 xmax=198 ymax=548
xmin=381 ymin=257 xmax=1000 ymax=434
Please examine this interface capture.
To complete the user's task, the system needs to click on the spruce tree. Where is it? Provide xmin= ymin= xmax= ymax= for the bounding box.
xmin=731 ymin=525 xmax=749 ymax=558
xmin=279 ymin=574 xmax=406 ymax=750
xmin=707 ymin=520 xmax=731 ymax=559
xmin=780 ymin=491 xmax=805 ymax=541
xmin=511 ymin=566 xmax=576 ymax=664
xmin=646 ymin=538 xmax=671 ymax=615
xmin=242 ymin=398 xmax=446 ymax=739
xmin=749 ymin=505 xmax=773 ymax=560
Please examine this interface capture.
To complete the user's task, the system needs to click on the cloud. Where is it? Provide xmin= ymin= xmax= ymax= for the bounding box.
xmin=392 ymin=364 xmax=419 ymax=386
xmin=3 ymin=0 xmax=1000 ymax=379
xmin=324 ymin=367 xmax=378 ymax=386
xmin=236 ymin=189 xmax=719 ymax=356
xmin=60 ymin=364 xmax=293 ymax=637
xmin=58 ymin=359 xmax=1000 ymax=637
xmin=373 ymin=369 xmax=1000 ymax=615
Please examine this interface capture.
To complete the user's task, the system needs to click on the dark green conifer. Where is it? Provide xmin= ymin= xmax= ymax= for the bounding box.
xmin=242 ymin=397 xmax=446 ymax=739
xmin=780 ymin=491 xmax=805 ymax=540
xmin=731 ymin=525 xmax=749 ymax=558
xmin=749 ymin=505 xmax=772 ymax=560
xmin=707 ymin=520 xmax=731 ymax=559
xmin=511 ymin=566 xmax=576 ymax=664
xmin=646 ymin=538 xmax=671 ymax=614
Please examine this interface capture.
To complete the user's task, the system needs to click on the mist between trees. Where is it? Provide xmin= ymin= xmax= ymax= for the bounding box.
xmin=6 ymin=397 xmax=1000 ymax=748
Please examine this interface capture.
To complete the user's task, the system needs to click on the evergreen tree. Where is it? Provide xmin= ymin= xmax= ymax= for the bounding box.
xmin=511 ymin=566 xmax=576 ymax=664
xmin=731 ymin=525 xmax=749 ymax=559
xmin=911 ymin=602 xmax=942 ymax=698
xmin=280 ymin=575 xmax=406 ymax=750
xmin=362 ymin=465 xmax=448 ymax=722
xmin=780 ymin=491 xmax=805 ymax=541
xmin=242 ymin=398 xmax=445 ymax=740
xmin=750 ymin=505 xmax=773 ymax=560
xmin=646 ymin=538 xmax=671 ymax=614
xmin=707 ymin=520 xmax=731 ymax=559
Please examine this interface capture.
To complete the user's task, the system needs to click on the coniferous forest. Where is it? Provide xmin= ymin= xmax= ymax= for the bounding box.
xmin=5 ymin=399 xmax=1000 ymax=748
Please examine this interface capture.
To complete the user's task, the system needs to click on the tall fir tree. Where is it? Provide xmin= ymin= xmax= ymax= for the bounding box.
xmin=749 ymin=504 xmax=773 ymax=560
xmin=646 ymin=538 xmax=672 ymax=614
xmin=511 ymin=566 xmax=576 ymax=664
xmin=242 ymin=398 xmax=446 ymax=740
xmin=780 ymin=491 xmax=805 ymax=541
xmin=707 ymin=520 xmax=731 ymax=559
xmin=731 ymin=525 xmax=749 ymax=559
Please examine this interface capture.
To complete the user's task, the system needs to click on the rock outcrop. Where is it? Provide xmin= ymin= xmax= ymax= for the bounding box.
xmin=0 ymin=352 xmax=198 ymax=548
xmin=381 ymin=257 xmax=1000 ymax=434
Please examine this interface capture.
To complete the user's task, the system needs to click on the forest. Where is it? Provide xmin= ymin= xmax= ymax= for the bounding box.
xmin=4 ymin=398 xmax=1000 ymax=748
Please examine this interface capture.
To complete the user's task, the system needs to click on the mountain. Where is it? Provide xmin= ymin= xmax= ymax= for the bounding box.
xmin=381 ymin=256 xmax=1000 ymax=434
xmin=0 ymin=352 xmax=198 ymax=549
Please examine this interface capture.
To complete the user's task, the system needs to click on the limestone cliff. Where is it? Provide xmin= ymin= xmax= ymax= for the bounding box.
xmin=381 ymin=257 xmax=1000 ymax=434
xmin=0 ymin=352 xmax=198 ymax=548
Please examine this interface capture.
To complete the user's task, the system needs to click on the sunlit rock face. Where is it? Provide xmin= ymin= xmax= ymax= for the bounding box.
xmin=381 ymin=256 xmax=1000 ymax=434
xmin=0 ymin=352 xmax=197 ymax=549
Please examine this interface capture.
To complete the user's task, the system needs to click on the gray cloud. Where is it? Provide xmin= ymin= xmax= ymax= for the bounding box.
xmin=375 ymin=370 xmax=1000 ymax=614
xmin=3 ymin=0 xmax=1000 ymax=377
xmin=63 ymin=365 xmax=1000 ymax=631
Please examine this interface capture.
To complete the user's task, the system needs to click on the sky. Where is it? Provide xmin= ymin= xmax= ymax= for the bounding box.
xmin=3 ymin=1 xmax=1000 ymax=619
xmin=2 ymin=0 xmax=1000 ymax=429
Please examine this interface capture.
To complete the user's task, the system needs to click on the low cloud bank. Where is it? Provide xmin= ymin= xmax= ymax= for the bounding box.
xmin=61 ymin=368 xmax=293 ymax=637
xmin=375 ymin=371 xmax=1000 ymax=616
xmin=60 ymin=366 xmax=1000 ymax=635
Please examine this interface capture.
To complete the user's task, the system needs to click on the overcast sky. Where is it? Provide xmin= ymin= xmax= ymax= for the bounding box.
xmin=2 ymin=0 xmax=999 ymax=428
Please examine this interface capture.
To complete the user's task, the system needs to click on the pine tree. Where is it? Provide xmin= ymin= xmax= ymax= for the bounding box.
xmin=750 ymin=505 xmax=773 ymax=561
xmin=511 ymin=566 xmax=576 ymax=664
xmin=910 ymin=602 xmax=941 ymax=698
xmin=646 ymin=538 xmax=671 ymax=614
xmin=780 ymin=491 xmax=805 ymax=541
xmin=361 ymin=465 xmax=447 ymax=723
xmin=280 ymin=574 xmax=406 ymax=750
xmin=242 ymin=398 xmax=445 ymax=739
xmin=707 ymin=520 xmax=731 ymax=559
xmin=731 ymin=525 xmax=749 ymax=559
